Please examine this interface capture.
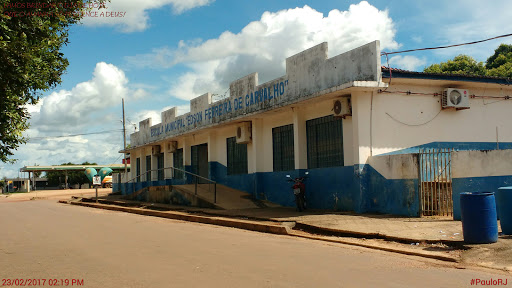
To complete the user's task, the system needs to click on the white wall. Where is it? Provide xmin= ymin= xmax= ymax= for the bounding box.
xmin=370 ymin=82 xmax=512 ymax=156
xmin=452 ymin=149 xmax=512 ymax=178
xmin=369 ymin=153 xmax=418 ymax=180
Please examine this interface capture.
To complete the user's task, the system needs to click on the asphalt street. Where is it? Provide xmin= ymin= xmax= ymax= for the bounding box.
xmin=1 ymin=200 xmax=510 ymax=288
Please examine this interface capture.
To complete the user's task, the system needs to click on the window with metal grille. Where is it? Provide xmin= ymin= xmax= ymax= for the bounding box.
xmin=157 ymin=153 xmax=164 ymax=181
xmin=306 ymin=115 xmax=344 ymax=169
xmin=272 ymin=124 xmax=295 ymax=171
xmin=173 ymin=148 xmax=184 ymax=179
xmin=226 ymin=137 xmax=248 ymax=175
xmin=146 ymin=155 xmax=151 ymax=181
xmin=136 ymin=158 xmax=141 ymax=182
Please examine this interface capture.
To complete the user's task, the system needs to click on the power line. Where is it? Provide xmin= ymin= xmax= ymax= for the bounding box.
xmin=28 ymin=129 xmax=123 ymax=140
xmin=381 ymin=33 xmax=512 ymax=56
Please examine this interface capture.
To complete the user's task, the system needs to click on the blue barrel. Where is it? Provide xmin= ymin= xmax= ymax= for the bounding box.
xmin=497 ymin=187 xmax=512 ymax=235
xmin=460 ymin=192 xmax=498 ymax=244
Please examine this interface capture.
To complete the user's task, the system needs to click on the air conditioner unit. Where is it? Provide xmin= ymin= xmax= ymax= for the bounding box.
xmin=151 ymin=145 xmax=161 ymax=155
xmin=442 ymin=88 xmax=470 ymax=110
xmin=167 ymin=141 xmax=178 ymax=153
xmin=236 ymin=122 xmax=252 ymax=144
xmin=333 ymin=97 xmax=351 ymax=118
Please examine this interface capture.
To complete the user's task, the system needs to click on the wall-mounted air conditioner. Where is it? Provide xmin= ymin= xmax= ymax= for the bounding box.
xmin=333 ymin=97 xmax=352 ymax=118
xmin=152 ymin=145 xmax=161 ymax=155
xmin=167 ymin=141 xmax=178 ymax=153
xmin=442 ymin=88 xmax=470 ymax=110
xmin=236 ymin=122 xmax=252 ymax=144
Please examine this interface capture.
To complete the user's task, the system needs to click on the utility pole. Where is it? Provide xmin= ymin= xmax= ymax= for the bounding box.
xmin=122 ymin=98 xmax=127 ymax=177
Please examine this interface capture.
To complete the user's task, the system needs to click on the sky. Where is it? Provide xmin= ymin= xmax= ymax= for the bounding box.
xmin=2 ymin=0 xmax=512 ymax=179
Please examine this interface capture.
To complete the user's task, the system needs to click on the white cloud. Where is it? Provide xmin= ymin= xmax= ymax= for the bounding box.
xmin=412 ymin=36 xmax=422 ymax=44
xmin=31 ymin=62 xmax=129 ymax=133
xmin=1 ymin=63 xmax=144 ymax=179
xmin=81 ymin=0 xmax=213 ymax=32
xmin=389 ymin=55 xmax=427 ymax=71
xmin=126 ymin=2 xmax=399 ymax=100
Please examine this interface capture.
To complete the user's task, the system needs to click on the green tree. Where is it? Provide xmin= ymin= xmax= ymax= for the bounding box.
xmin=485 ymin=44 xmax=512 ymax=78
xmin=423 ymin=55 xmax=486 ymax=76
xmin=423 ymin=44 xmax=512 ymax=78
xmin=46 ymin=162 xmax=97 ymax=188
xmin=0 ymin=0 xmax=106 ymax=163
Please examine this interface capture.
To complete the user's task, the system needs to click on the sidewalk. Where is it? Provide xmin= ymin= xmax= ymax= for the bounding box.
xmin=62 ymin=194 xmax=512 ymax=272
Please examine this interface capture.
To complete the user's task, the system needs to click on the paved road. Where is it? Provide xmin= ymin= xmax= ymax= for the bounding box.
xmin=0 ymin=188 xmax=111 ymax=202
xmin=0 ymin=200 xmax=510 ymax=288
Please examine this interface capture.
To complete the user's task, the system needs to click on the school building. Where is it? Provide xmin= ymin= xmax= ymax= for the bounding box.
xmin=121 ymin=41 xmax=512 ymax=218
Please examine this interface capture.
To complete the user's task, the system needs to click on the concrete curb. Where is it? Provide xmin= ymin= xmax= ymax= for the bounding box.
xmin=61 ymin=200 xmax=288 ymax=235
xmin=91 ymin=198 xmax=464 ymax=246
xmin=60 ymin=199 xmax=460 ymax=263
xmin=288 ymin=232 xmax=459 ymax=263
xmin=293 ymin=222 xmax=466 ymax=246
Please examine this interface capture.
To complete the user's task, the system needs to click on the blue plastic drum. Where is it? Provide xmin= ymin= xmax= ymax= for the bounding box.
xmin=460 ymin=192 xmax=498 ymax=244
xmin=496 ymin=187 xmax=512 ymax=235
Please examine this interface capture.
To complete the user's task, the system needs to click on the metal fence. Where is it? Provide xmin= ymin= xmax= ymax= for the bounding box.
xmin=419 ymin=148 xmax=453 ymax=217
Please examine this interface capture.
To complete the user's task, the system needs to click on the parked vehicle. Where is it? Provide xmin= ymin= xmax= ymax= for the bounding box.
xmin=102 ymin=176 xmax=112 ymax=188
xmin=286 ymin=172 xmax=309 ymax=212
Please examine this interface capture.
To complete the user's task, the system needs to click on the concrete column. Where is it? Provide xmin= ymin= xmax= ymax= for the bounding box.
xmin=151 ymin=146 xmax=158 ymax=181
xmin=351 ymin=90 xmax=373 ymax=165
xmin=183 ymin=137 xmax=191 ymax=167
xmin=249 ymin=118 xmax=264 ymax=174
xmin=129 ymin=150 xmax=137 ymax=181
xmin=140 ymin=147 xmax=147 ymax=181
xmin=143 ymin=147 xmax=151 ymax=182
xmin=293 ymin=107 xmax=307 ymax=169
xmin=208 ymin=131 xmax=217 ymax=163
xmin=163 ymin=141 xmax=173 ymax=179
xmin=208 ymin=132 xmax=217 ymax=179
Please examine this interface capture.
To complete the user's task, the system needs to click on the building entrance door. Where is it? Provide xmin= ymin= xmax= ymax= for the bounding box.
xmin=191 ymin=143 xmax=209 ymax=183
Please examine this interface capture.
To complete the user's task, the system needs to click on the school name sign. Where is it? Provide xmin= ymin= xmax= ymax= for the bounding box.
xmin=150 ymin=80 xmax=289 ymax=138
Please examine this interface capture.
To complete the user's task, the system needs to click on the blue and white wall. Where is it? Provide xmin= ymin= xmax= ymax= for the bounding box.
xmin=123 ymin=40 xmax=512 ymax=217
xmin=368 ymin=81 xmax=512 ymax=155
xmin=452 ymin=149 xmax=512 ymax=220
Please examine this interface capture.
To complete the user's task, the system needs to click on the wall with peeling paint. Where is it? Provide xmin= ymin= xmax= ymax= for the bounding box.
xmin=129 ymin=41 xmax=381 ymax=149
xmin=451 ymin=149 xmax=512 ymax=220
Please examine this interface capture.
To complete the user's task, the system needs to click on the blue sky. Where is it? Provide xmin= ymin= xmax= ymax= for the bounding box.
xmin=2 ymin=0 xmax=512 ymax=178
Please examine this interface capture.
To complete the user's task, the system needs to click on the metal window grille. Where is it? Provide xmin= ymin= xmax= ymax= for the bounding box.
xmin=272 ymin=124 xmax=295 ymax=171
xmin=306 ymin=115 xmax=344 ymax=169
xmin=145 ymin=155 xmax=151 ymax=181
xmin=136 ymin=158 xmax=141 ymax=182
xmin=226 ymin=137 xmax=248 ymax=175
xmin=157 ymin=153 xmax=164 ymax=181
xmin=173 ymin=148 xmax=184 ymax=179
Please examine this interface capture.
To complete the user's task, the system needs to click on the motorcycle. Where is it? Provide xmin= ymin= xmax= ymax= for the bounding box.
xmin=286 ymin=172 xmax=309 ymax=212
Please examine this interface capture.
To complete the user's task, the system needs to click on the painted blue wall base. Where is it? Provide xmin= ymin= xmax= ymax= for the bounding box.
xmin=119 ymin=162 xmax=420 ymax=216
xmin=379 ymin=142 xmax=512 ymax=156
xmin=207 ymin=162 xmax=420 ymax=216
xmin=362 ymin=165 xmax=420 ymax=217
xmin=453 ymin=175 xmax=512 ymax=220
